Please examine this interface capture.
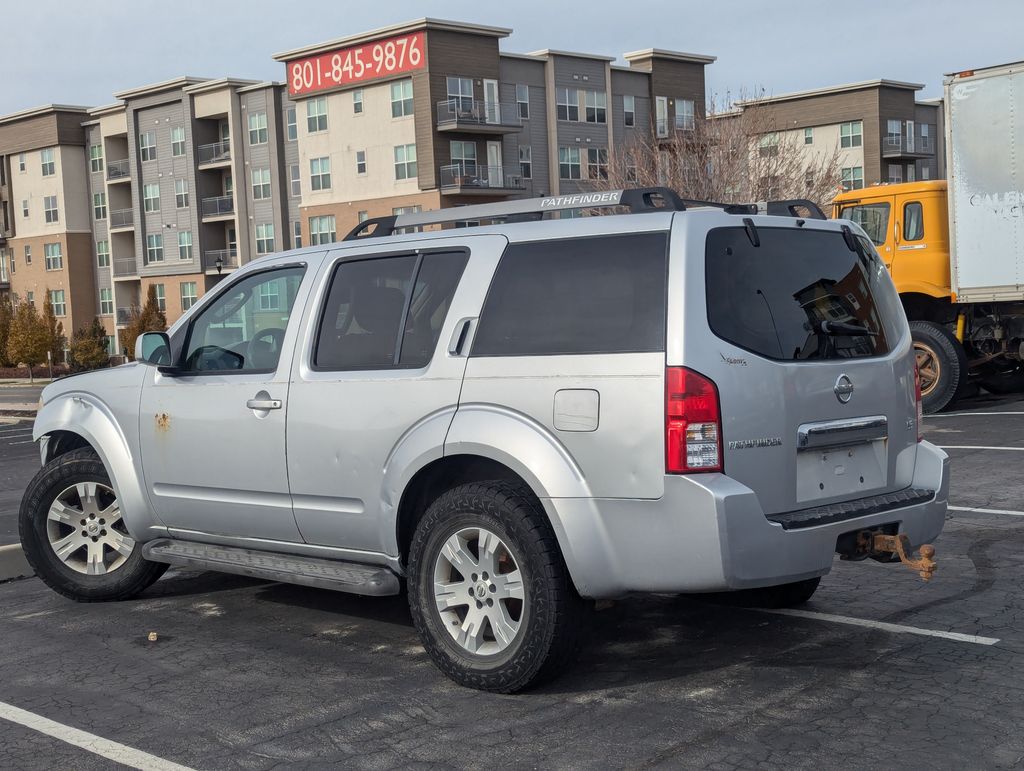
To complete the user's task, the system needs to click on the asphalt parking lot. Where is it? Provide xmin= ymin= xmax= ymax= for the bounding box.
xmin=2 ymin=394 xmax=1024 ymax=769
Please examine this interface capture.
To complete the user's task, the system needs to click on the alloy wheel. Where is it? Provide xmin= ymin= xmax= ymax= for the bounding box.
xmin=45 ymin=482 xmax=133 ymax=575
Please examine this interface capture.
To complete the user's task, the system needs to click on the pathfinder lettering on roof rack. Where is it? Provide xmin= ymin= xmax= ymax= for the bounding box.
xmin=540 ymin=191 xmax=623 ymax=208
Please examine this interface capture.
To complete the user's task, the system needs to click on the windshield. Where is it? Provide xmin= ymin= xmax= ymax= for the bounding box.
xmin=705 ymin=226 xmax=904 ymax=361
xmin=839 ymin=203 xmax=890 ymax=246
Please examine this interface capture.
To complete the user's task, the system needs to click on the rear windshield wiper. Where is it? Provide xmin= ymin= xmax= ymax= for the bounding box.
xmin=810 ymin=320 xmax=877 ymax=337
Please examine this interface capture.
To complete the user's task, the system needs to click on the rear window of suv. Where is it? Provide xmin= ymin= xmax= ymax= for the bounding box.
xmin=472 ymin=232 xmax=668 ymax=356
xmin=705 ymin=226 xmax=903 ymax=361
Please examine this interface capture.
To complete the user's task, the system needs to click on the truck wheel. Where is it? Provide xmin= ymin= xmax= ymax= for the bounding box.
xmin=980 ymin=368 xmax=1024 ymax=395
xmin=723 ymin=577 xmax=821 ymax=609
xmin=407 ymin=481 xmax=585 ymax=693
xmin=19 ymin=448 xmax=167 ymax=602
xmin=910 ymin=321 xmax=968 ymax=413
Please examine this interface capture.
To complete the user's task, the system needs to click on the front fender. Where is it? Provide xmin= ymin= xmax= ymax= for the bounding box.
xmin=34 ymin=394 xmax=155 ymax=540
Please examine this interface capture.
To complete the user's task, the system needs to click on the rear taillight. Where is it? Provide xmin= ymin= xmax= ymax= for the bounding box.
xmin=666 ymin=367 xmax=723 ymax=473
xmin=914 ymin=365 xmax=923 ymax=442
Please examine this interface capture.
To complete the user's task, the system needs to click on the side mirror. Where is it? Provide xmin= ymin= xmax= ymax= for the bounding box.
xmin=136 ymin=332 xmax=172 ymax=367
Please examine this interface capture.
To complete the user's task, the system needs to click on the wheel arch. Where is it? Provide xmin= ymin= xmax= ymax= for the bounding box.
xmin=900 ymin=291 xmax=957 ymax=325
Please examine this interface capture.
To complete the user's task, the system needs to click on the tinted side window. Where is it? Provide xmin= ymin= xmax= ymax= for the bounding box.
xmin=472 ymin=233 xmax=667 ymax=356
xmin=314 ymin=251 xmax=468 ymax=370
xmin=903 ymin=201 xmax=924 ymax=241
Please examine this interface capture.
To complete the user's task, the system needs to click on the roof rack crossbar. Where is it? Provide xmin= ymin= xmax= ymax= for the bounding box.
xmin=760 ymin=199 xmax=826 ymax=220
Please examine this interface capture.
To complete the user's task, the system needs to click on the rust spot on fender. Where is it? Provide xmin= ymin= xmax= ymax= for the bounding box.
xmin=156 ymin=413 xmax=170 ymax=432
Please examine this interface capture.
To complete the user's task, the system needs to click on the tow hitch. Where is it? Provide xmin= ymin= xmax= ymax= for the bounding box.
xmin=857 ymin=532 xmax=937 ymax=581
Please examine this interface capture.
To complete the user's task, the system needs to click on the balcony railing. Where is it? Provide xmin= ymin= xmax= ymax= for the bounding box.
xmin=116 ymin=307 xmax=138 ymax=326
xmin=109 ymin=208 xmax=134 ymax=228
xmin=203 ymin=247 xmax=239 ymax=272
xmin=106 ymin=159 xmax=131 ymax=180
xmin=113 ymin=258 xmax=137 ymax=277
xmin=197 ymin=140 xmax=231 ymax=165
xmin=436 ymin=100 xmax=522 ymax=131
xmin=201 ymin=195 xmax=234 ymax=218
xmin=439 ymin=164 xmax=527 ymax=192
xmin=882 ymin=123 xmax=936 ymax=158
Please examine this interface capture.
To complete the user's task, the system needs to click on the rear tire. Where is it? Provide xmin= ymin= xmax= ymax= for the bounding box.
xmin=407 ymin=481 xmax=585 ymax=693
xmin=19 ymin=448 xmax=167 ymax=602
xmin=910 ymin=320 xmax=968 ymax=414
xmin=721 ymin=577 xmax=821 ymax=609
xmin=980 ymin=368 xmax=1024 ymax=395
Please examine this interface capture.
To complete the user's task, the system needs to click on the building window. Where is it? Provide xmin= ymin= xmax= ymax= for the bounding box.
xmin=139 ymin=132 xmax=156 ymax=161
xmin=307 ymin=97 xmax=328 ymax=133
xmin=180 ymin=281 xmax=198 ymax=311
xmin=804 ymin=127 xmax=813 ymax=145
xmin=356 ymin=150 xmax=367 ymax=175
xmin=888 ymin=163 xmax=903 ymax=183
xmin=626 ymin=160 xmax=638 ymax=183
xmin=516 ymin=84 xmax=529 ymax=119
xmin=587 ymin=147 xmax=608 ymax=179
xmin=289 ymin=164 xmax=301 ymax=197
xmin=18 ymin=153 xmax=25 ymax=172
xmin=99 ymin=288 xmax=113 ymax=315
xmin=89 ymin=144 xmax=104 ymax=172
xmin=44 ymin=242 xmax=63 ymax=271
xmin=519 ymin=146 xmax=532 ymax=179
xmin=310 ymin=156 xmax=331 ymax=191
xmin=255 ymin=223 xmax=275 ymax=254
xmin=44 ymin=195 xmax=58 ymax=223
xmin=840 ymin=121 xmax=863 ymax=148
xmin=450 ymin=140 xmax=477 ymax=174
xmin=293 ymin=220 xmax=302 ymax=248
xmin=41 ymin=148 xmax=56 ymax=176
xmin=758 ymin=133 xmax=780 ymax=157
xmin=623 ymin=95 xmax=635 ymax=127
xmin=922 ymin=165 xmax=931 ymax=181
xmin=309 ymin=214 xmax=336 ymax=245
xmin=391 ymin=79 xmax=414 ymax=117
xmin=104 ymin=335 xmax=116 ymax=356
xmin=841 ymin=165 xmax=864 ymax=191
xmin=559 ymin=146 xmax=581 ymax=179
xmin=674 ymin=99 xmax=695 ymax=131
xmin=25 ymin=291 xmax=33 ymax=305
xmin=146 ymin=234 xmax=164 ymax=263
xmin=446 ymin=76 xmax=474 ymax=111
xmin=150 ymin=284 xmax=165 ymax=312
xmin=252 ymin=167 xmax=271 ymax=200
xmin=49 ymin=290 xmax=66 ymax=317
xmin=805 ymin=170 xmax=815 ymax=191
xmin=392 ymin=205 xmax=422 ymax=235
xmin=24 ymin=244 xmax=31 ymax=265
xmin=285 ymin=107 xmax=297 ymax=140
xmin=257 ymin=281 xmax=281 ymax=312
xmin=178 ymin=230 xmax=193 ymax=260
xmin=171 ymin=126 xmax=186 ymax=157
xmin=358 ymin=211 xmax=369 ymax=223
xmin=248 ymin=112 xmax=268 ymax=145
xmin=97 ymin=239 xmax=110 ymax=268
xmin=143 ymin=183 xmax=160 ymax=213
xmin=585 ymin=91 xmax=607 ymax=124
xmin=93 ymin=192 xmax=107 ymax=220
xmin=556 ymin=88 xmax=579 ymax=121
xmin=394 ymin=144 xmax=417 ymax=180
xmin=353 ymin=89 xmax=363 ymax=114
xmin=21 ymin=200 xmax=28 ymax=218
xmin=886 ymin=119 xmax=901 ymax=146
xmin=175 ymin=179 xmax=189 ymax=208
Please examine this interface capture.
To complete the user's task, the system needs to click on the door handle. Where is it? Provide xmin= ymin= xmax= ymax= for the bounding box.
xmin=246 ymin=397 xmax=282 ymax=411
xmin=448 ymin=317 xmax=476 ymax=356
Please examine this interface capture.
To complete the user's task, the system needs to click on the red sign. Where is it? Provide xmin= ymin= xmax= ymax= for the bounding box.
xmin=288 ymin=31 xmax=425 ymax=97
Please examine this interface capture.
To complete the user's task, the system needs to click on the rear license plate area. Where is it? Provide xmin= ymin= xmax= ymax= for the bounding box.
xmin=796 ymin=439 xmax=887 ymax=504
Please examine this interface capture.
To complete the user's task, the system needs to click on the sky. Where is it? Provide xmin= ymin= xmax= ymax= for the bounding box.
xmin=1 ymin=0 xmax=1021 ymax=115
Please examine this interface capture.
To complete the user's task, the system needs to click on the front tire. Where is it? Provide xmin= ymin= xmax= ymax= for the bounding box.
xmin=407 ymin=481 xmax=585 ymax=693
xmin=910 ymin=320 xmax=968 ymax=413
xmin=19 ymin=448 xmax=167 ymax=602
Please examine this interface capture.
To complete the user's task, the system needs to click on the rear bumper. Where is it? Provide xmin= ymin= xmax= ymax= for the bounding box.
xmin=546 ymin=440 xmax=949 ymax=599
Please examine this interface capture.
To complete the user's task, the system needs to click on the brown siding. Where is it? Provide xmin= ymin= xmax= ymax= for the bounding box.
xmin=0 ymin=111 xmax=87 ymax=155
xmin=8 ymin=231 xmax=96 ymax=334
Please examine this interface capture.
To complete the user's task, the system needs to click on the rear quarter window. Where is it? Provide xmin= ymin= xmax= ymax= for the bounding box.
xmin=472 ymin=232 xmax=668 ymax=356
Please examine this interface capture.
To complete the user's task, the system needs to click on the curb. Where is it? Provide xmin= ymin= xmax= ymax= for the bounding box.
xmin=0 ymin=543 xmax=33 ymax=582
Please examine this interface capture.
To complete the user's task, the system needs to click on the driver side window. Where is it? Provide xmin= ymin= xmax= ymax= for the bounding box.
xmin=182 ymin=266 xmax=305 ymax=373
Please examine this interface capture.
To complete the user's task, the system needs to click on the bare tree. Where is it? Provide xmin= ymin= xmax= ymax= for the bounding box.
xmin=601 ymin=90 xmax=845 ymax=211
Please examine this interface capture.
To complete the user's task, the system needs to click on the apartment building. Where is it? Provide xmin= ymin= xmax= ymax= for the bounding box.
xmin=0 ymin=106 xmax=97 ymax=343
xmin=81 ymin=77 xmax=300 ymax=349
xmin=272 ymin=19 xmax=714 ymax=239
xmin=736 ymin=79 xmax=944 ymax=193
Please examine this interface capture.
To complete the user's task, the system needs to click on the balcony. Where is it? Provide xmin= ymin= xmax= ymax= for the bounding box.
xmin=436 ymin=100 xmax=522 ymax=133
xmin=113 ymin=258 xmax=138 ymax=278
xmin=201 ymin=195 xmax=235 ymax=220
xmin=109 ymin=209 xmax=134 ymax=229
xmin=107 ymin=159 xmax=131 ymax=182
xmin=197 ymin=140 xmax=231 ymax=167
xmin=203 ymin=247 xmax=239 ymax=273
xmin=882 ymin=123 xmax=935 ymax=159
xmin=116 ymin=307 xmax=138 ymax=326
xmin=439 ymin=164 xmax=527 ymax=196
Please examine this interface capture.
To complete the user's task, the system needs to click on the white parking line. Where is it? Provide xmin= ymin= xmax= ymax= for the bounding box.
xmin=926 ymin=411 xmax=1024 ymax=418
xmin=763 ymin=608 xmax=1000 ymax=646
xmin=0 ymin=700 xmax=195 ymax=771
xmin=936 ymin=445 xmax=1024 ymax=451
xmin=949 ymin=505 xmax=1024 ymax=518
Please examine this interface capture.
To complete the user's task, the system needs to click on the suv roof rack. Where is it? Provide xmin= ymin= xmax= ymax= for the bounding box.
xmin=342 ymin=188 xmax=825 ymax=241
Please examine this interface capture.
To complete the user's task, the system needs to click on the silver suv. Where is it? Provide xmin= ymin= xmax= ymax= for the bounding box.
xmin=20 ymin=189 xmax=949 ymax=692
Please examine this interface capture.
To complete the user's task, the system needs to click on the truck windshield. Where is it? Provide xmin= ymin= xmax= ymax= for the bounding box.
xmin=705 ymin=226 xmax=904 ymax=361
xmin=839 ymin=203 xmax=889 ymax=246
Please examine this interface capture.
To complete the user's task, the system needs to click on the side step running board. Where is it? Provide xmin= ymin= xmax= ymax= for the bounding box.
xmin=142 ymin=539 xmax=401 ymax=596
